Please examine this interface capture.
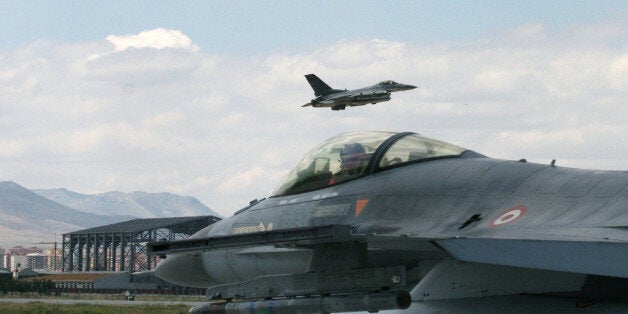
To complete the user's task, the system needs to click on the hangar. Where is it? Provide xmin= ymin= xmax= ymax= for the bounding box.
xmin=61 ymin=215 xmax=220 ymax=272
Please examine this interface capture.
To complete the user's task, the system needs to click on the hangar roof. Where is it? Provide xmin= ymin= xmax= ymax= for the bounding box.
xmin=20 ymin=273 xmax=112 ymax=282
xmin=67 ymin=215 xmax=220 ymax=235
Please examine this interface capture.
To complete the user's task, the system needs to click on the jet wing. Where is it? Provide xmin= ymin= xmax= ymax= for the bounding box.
xmin=358 ymin=225 xmax=628 ymax=278
xmin=435 ymin=226 xmax=628 ymax=278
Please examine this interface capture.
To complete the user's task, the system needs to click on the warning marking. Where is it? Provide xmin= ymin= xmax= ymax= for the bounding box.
xmin=355 ymin=199 xmax=369 ymax=217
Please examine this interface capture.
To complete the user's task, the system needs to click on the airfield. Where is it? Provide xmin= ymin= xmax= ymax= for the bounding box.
xmin=0 ymin=297 xmax=203 ymax=306
xmin=0 ymin=297 xmax=202 ymax=313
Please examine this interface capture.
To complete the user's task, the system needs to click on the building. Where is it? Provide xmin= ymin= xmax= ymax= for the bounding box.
xmin=36 ymin=272 xmax=130 ymax=292
xmin=19 ymin=271 xmax=204 ymax=295
xmin=7 ymin=246 xmax=42 ymax=255
xmin=62 ymin=215 xmax=220 ymax=273
xmin=0 ymin=268 xmax=11 ymax=282
xmin=26 ymin=253 xmax=47 ymax=270
xmin=10 ymin=255 xmax=27 ymax=272
xmin=4 ymin=246 xmax=45 ymax=273
xmin=0 ymin=248 xmax=4 ymax=269
xmin=2 ymin=255 xmax=8 ymax=272
xmin=44 ymin=248 xmax=61 ymax=271
xmin=16 ymin=268 xmax=38 ymax=279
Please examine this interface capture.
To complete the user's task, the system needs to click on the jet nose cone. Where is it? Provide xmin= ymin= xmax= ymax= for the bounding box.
xmin=154 ymin=253 xmax=216 ymax=288
xmin=393 ymin=84 xmax=416 ymax=91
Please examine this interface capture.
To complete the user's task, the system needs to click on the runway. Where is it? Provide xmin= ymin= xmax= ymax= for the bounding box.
xmin=0 ymin=298 xmax=204 ymax=307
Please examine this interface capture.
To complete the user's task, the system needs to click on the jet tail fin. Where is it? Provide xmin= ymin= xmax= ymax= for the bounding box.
xmin=305 ymin=74 xmax=334 ymax=96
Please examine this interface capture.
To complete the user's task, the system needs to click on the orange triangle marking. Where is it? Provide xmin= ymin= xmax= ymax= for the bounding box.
xmin=355 ymin=199 xmax=369 ymax=217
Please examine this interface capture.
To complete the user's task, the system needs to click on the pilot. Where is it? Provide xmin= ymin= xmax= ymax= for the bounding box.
xmin=329 ymin=143 xmax=370 ymax=185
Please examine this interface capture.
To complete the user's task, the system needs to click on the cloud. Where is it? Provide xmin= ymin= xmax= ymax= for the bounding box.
xmin=0 ymin=25 xmax=626 ymax=217
xmin=106 ymin=28 xmax=199 ymax=52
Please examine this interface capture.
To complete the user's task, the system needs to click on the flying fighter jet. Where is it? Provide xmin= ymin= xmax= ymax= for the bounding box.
xmin=302 ymin=74 xmax=416 ymax=110
xmin=149 ymin=131 xmax=628 ymax=313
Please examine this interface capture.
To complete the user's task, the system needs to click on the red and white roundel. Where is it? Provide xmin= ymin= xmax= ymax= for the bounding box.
xmin=490 ymin=206 xmax=527 ymax=227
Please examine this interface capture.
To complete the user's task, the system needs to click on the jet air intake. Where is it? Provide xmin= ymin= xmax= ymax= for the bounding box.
xmin=190 ymin=290 xmax=412 ymax=314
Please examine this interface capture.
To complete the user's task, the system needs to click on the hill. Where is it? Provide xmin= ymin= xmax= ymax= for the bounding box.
xmin=0 ymin=181 xmax=135 ymax=246
xmin=32 ymin=188 xmax=219 ymax=218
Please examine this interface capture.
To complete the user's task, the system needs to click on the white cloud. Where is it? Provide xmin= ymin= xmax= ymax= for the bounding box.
xmin=610 ymin=53 xmax=628 ymax=89
xmin=1 ymin=25 xmax=626 ymax=217
xmin=217 ymin=166 xmax=269 ymax=194
xmin=0 ymin=139 xmax=25 ymax=156
xmin=106 ymin=28 xmax=199 ymax=52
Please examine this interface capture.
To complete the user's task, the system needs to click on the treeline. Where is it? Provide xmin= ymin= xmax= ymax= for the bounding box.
xmin=0 ymin=279 xmax=55 ymax=294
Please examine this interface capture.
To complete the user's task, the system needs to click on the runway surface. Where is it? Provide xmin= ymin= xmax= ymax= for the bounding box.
xmin=0 ymin=298 xmax=204 ymax=306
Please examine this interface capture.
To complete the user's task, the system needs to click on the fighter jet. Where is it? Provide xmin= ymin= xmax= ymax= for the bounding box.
xmin=149 ymin=131 xmax=628 ymax=313
xmin=302 ymin=74 xmax=416 ymax=110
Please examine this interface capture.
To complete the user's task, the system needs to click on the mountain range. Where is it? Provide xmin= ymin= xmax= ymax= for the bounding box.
xmin=33 ymin=188 xmax=218 ymax=218
xmin=0 ymin=181 xmax=218 ymax=246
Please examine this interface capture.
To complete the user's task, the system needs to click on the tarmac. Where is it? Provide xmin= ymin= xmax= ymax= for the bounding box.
xmin=0 ymin=298 xmax=205 ymax=306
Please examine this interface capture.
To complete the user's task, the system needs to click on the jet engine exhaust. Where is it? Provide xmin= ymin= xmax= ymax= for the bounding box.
xmin=190 ymin=290 xmax=411 ymax=314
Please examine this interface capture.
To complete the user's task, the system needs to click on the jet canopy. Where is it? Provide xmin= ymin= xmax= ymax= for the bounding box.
xmin=378 ymin=80 xmax=397 ymax=85
xmin=272 ymin=131 xmax=468 ymax=196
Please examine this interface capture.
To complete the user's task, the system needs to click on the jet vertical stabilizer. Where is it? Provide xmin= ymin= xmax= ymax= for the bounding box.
xmin=305 ymin=74 xmax=337 ymax=96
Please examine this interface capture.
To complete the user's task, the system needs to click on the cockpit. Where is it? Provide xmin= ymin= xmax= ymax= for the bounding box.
xmin=378 ymin=80 xmax=397 ymax=85
xmin=272 ymin=131 xmax=470 ymax=196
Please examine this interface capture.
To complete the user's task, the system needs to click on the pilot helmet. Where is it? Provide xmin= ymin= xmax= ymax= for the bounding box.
xmin=339 ymin=143 xmax=369 ymax=171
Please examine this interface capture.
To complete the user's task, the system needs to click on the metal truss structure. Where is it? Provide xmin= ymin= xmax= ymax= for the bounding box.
xmin=62 ymin=216 xmax=220 ymax=272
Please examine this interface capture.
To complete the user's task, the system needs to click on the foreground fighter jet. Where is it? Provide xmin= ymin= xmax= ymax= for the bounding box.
xmin=302 ymin=74 xmax=416 ymax=110
xmin=149 ymin=131 xmax=628 ymax=313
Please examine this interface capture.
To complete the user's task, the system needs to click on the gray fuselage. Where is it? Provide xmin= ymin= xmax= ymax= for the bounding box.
xmin=155 ymin=156 xmax=628 ymax=289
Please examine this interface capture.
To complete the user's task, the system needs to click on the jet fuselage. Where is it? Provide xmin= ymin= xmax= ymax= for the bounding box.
xmin=303 ymin=74 xmax=416 ymax=110
xmin=156 ymin=145 xmax=627 ymax=287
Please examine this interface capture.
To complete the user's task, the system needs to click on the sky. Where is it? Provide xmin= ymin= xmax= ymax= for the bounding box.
xmin=1 ymin=1 xmax=627 ymax=217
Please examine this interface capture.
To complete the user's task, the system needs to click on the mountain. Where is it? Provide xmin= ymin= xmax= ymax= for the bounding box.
xmin=0 ymin=181 xmax=136 ymax=246
xmin=32 ymin=188 xmax=219 ymax=218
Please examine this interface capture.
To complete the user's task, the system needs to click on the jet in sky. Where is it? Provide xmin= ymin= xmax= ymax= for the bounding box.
xmin=149 ymin=131 xmax=628 ymax=313
xmin=302 ymin=74 xmax=416 ymax=110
